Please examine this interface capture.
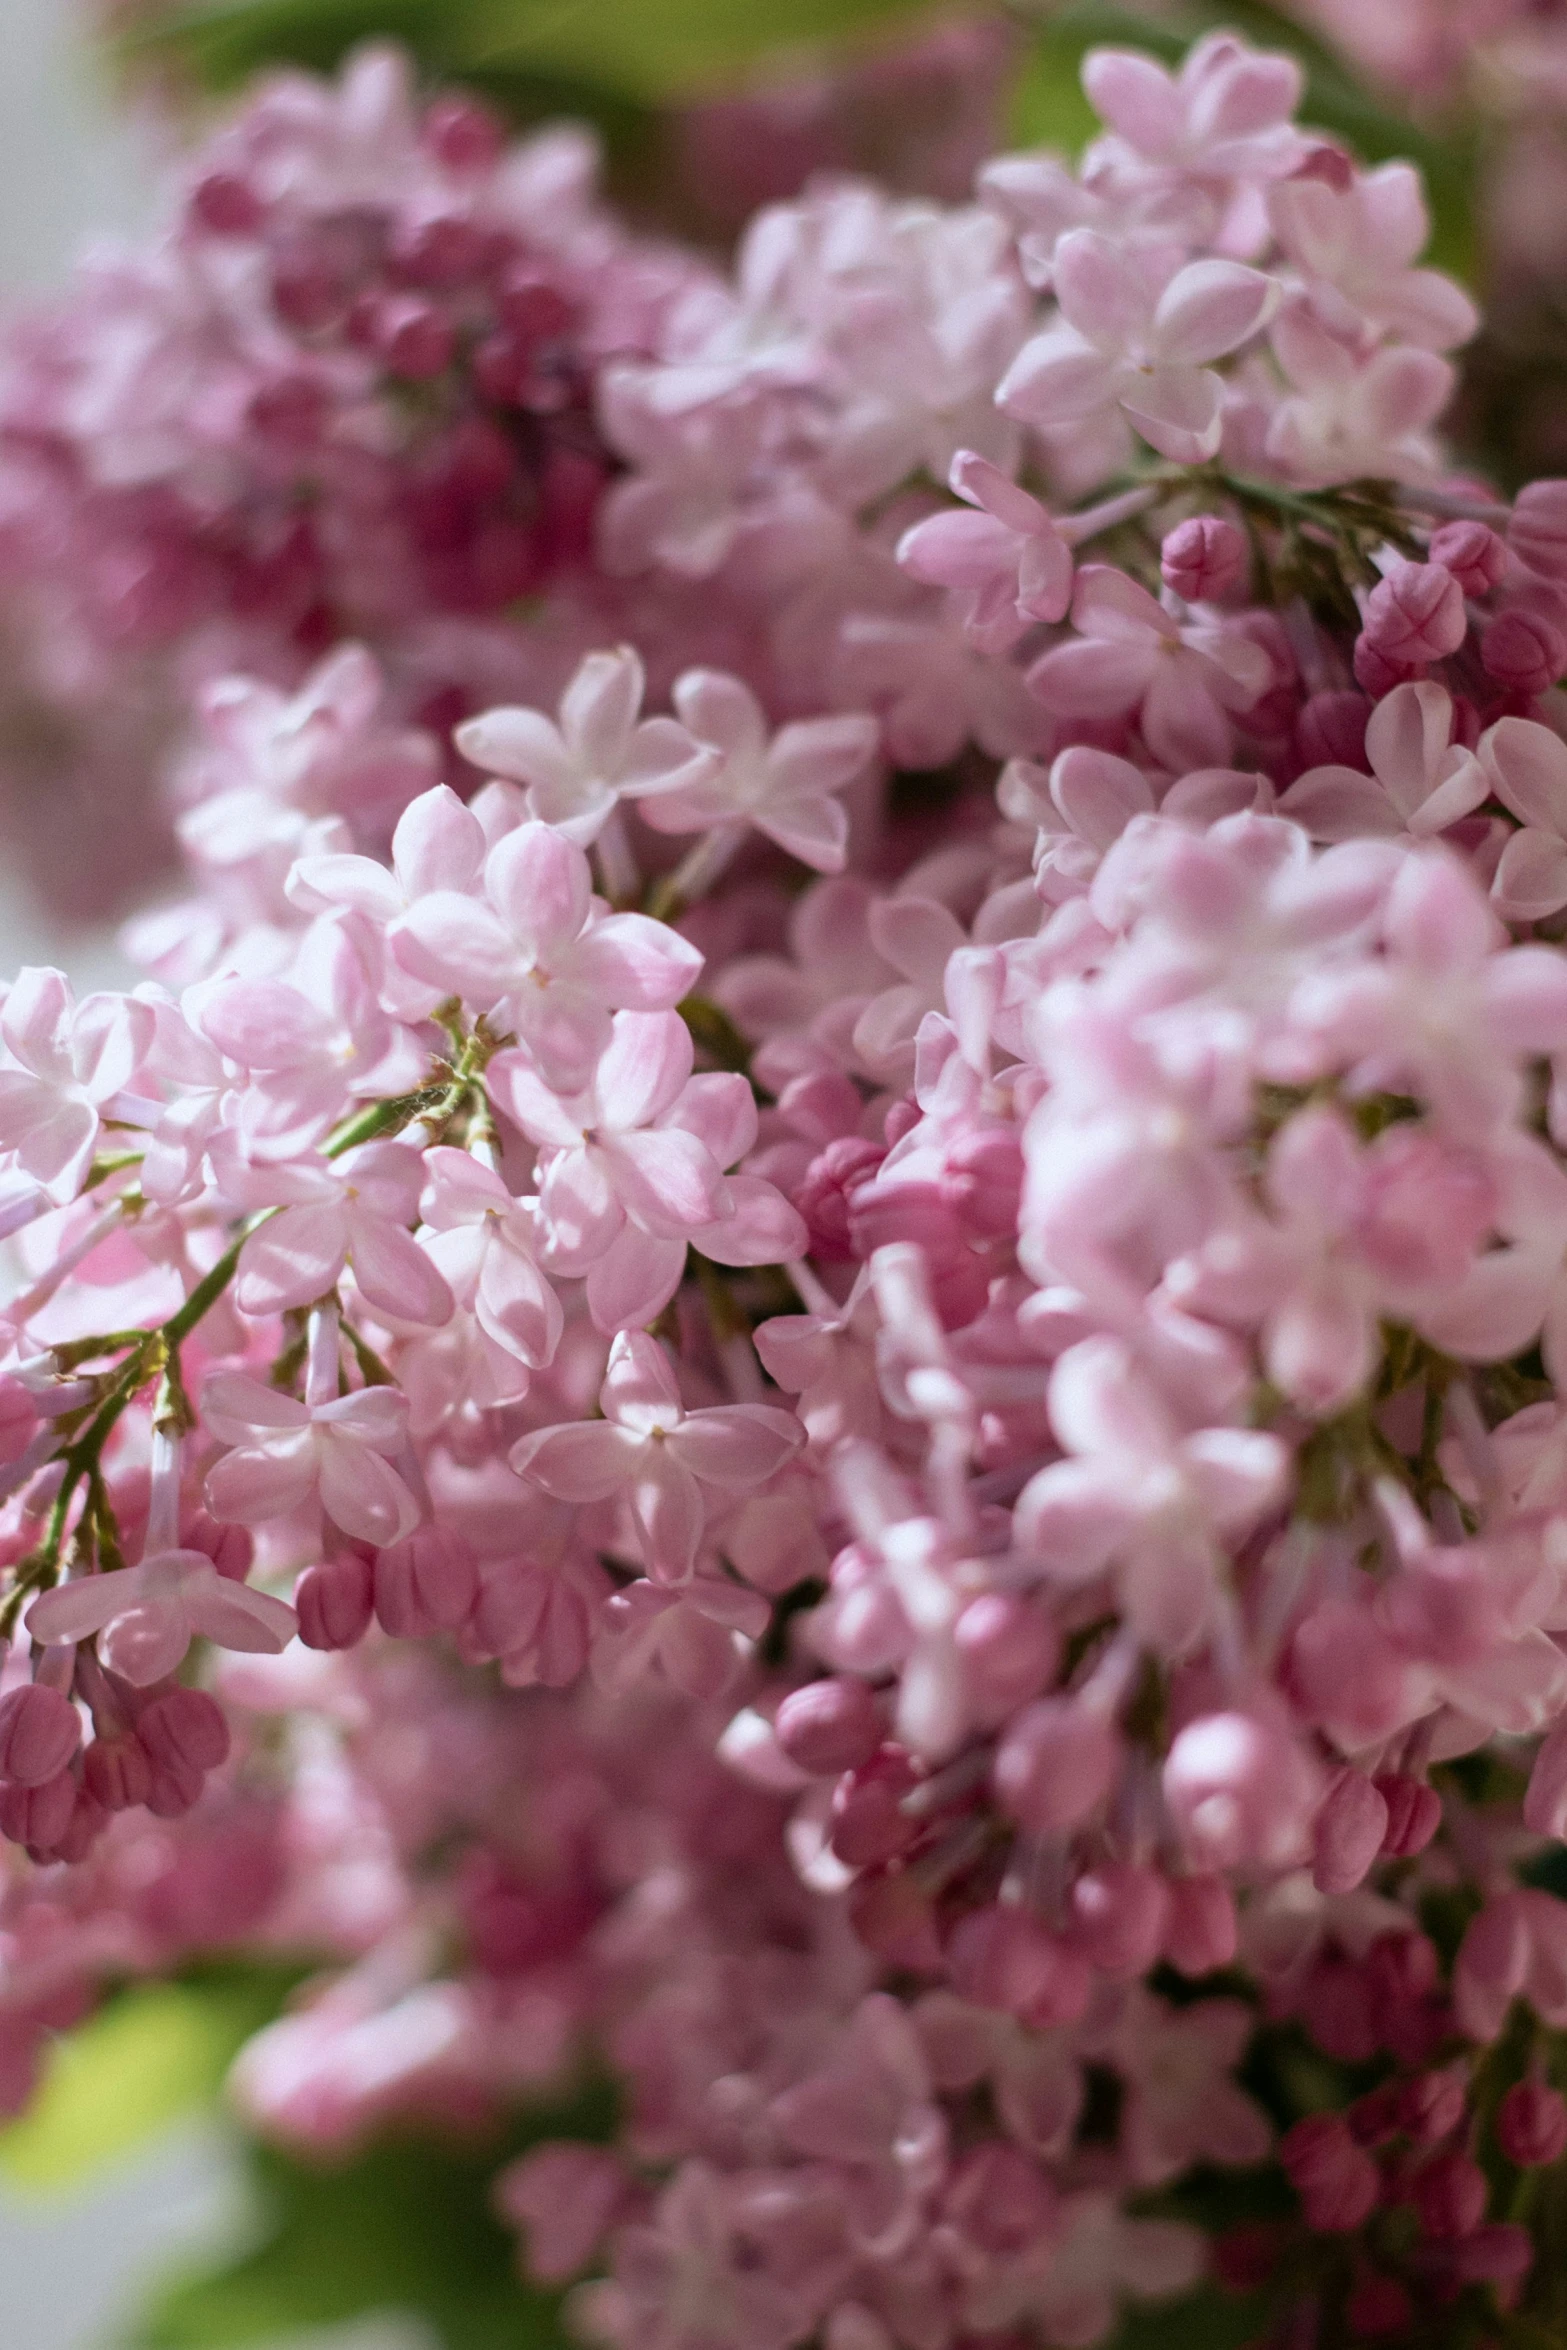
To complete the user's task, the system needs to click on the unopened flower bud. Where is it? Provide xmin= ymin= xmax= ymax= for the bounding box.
xmin=946 ymin=1903 xmax=1090 ymax=2026
xmin=1427 ymin=520 xmax=1507 ymax=597
xmin=1345 ymin=2271 xmax=1412 ymax=2339
xmin=847 ymin=1868 xmax=943 ymax=1971
xmin=1312 ymin=1769 xmax=1388 ymax=1896
xmin=83 ymin=1732 xmax=152 ymax=1813
xmin=189 ymin=171 xmax=264 ymax=237
xmin=829 ymin=1748 xmax=921 ymax=1868
xmin=1164 ymin=1710 xmax=1320 ymax=1872
xmin=1279 ymin=2113 xmax=1380 ymax=2232
xmin=1481 ymin=607 xmax=1566 ymax=695
xmin=375 ymin=1530 xmax=478 ymax=1637
xmin=1397 ymin=2066 xmax=1467 ymax=2145
xmin=1375 ymin=1772 xmax=1441 ymax=1856
xmin=776 ymin=1679 xmax=883 ymax=1775
xmin=0 ymin=1683 xmax=80 ymax=1787
xmin=1161 ymin=516 xmax=1246 ymax=602
xmin=1295 ymin=689 xmax=1369 ymax=771
xmin=0 ymin=1768 xmax=76 ymax=1853
xmin=296 ymin=1553 xmax=375 ymax=1651
xmin=953 ymin=1594 xmax=1057 ymax=1723
xmin=1511 ymin=479 xmax=1567 ymax=577
xmin=137 ymin=1688 xmax=230 ymax=1775
xmin=1412 ymin=2148 xmax=1488 ymax=2241
xmin=1163 ymin=1872 xmax=1237 ymax=1975
xmin=1066 ymin=1860 xmax=1170 ymax=1977
xmin=1497 ymin=2080 xmax=1567 ymax=2169
xmin=1361 ymin=560 xmax=1467 ymax=665
xmin=994 ymin=1697 xmax=1119 ymax=1835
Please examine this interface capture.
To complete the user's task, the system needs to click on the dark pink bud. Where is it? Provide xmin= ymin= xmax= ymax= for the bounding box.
xmin=1361 ymin=560 xmax=1468 ymax=664
xmin=940 ymin=1128 xmax=1024 ymax=1240
xmin=392 ymin=216 xmax=491 ymax=289
xmin=1427 ymin=520 xmax=1507 ymax=597
xmin=296 ymin=1553 xmax=374 ymax=1651
xmin=182 ymin=1512 xmax=254 ymax=1583
xmin=1161 ymin=516 xmax=1247 ymax=602
xmin=946 ymin=1904 xmax=1090 ymax=2027
xmin=795 ymin=1137 xmax=886 ymax=1261
xmin=1443 ymin=2221 xmax=1533 ymax=2287
xmin=0 ymin=1769 xmax=76 ymax=1853
xmin=1412 ymin=2149 xmax=1488 ymax=2241
xmin=375 ymin=1530 xmax=478 ymax=1636
xmin=995 ymin=1696 xmax=1119 ymax=1835
xmin=1352 ymin=637 xmax=1419 ymax=697
xmin=1345 ymin=2271 xmax=1412 ymax=2339
xmin=144 ymin=1755 xmax=203 ymax=1818
xmin=953 ymin=1594 xmax=1058 ymax=1724
xmin=1375 ymin=1772 xmax=1441 ymax=1856
xmin=1510 ymin=479 xmax=1567 ymax=577
xmin=1348 ymin=2084 xmax=1404 ymax=2147
xmin=1295 ymin=689 xmax=1369 ymax=771
xmin=775 ymin=1679 xmax=883 ymax=1775
xmin=1066 ymin=1861 xmax=1170 ymax=1977
xmin=829 ymin=1747 xmax=921 ymax=1868
xmin=1497 ymin=2080 xmax=1567 ymax=2168
xmin=1481 ymin=608 xmax=1565 ymax=695
xmin=1279 ymin=2113 xmax=1380 ymax=2233
xmin=0 ymin=1684 xmax=80 ymax=1787
xmin=1290 ymin=141 xmax=1355 ymax=191
xmin=247 ymin=375 xmax=331 ymax=448
xmin=83 ymin=1733 xmax=152 ymax=1812
xmin=1313 ymin=1769 xmax=1389 ymax=1896
xmin=189 ymin=170 xmax=264 ymax=237
xmin=1163 ymin=1872 xmax=1237 ymax=1975
xmin=51 ymin=1788 xmax=107 ymax=1865
xmin=847 ymin=1868 xmax=942 ymax=1972
xmin=497 ymin=272 xmax=575 ymax=344
xmin=137 ymin=1688 xmax=230 ymax=1775
xmin=1397 ymin=2067 xmax=1468 ymax=2146
xmin=422 ymin=93 xmax=505 ymax=172
xmin=375 ymin=296 xmax=457 ymax=382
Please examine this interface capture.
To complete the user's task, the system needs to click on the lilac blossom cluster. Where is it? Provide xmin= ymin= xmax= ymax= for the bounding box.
xmin=5 ymin=26 xmax=1567 ymax=2350
xmin=0 ymin=44 xmax=708 ymax=911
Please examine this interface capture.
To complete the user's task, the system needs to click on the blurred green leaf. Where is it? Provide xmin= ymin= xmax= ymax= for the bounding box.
xmin=130 ymin=2079 xmax=617 ymax=2350
xmin=0 ymin=1968 xmax=295 ymax=2192
xmin=122 ymin=0 xmax=947 ymax=101
xmin=1106 ymin=2284 xmax=1268 ymax=2350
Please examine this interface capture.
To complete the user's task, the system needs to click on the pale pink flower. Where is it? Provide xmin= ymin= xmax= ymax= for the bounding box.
xmin=287 ymin=781 xmax=488 ymax=1019
xmin=965 ymin=2188 xmax=1202 ymax=2347
xmin=453 ymin=648 xmax=718 ymax=847
xmin=1266 ymin=303 xmax=1454 ymax=485
xmin=204 ymin=1372 xmax=421 ymax=1546
xmin=1083 ymin=34 xmax=1305 ymax=186
xmin=1268 ymin=160 xmax=1478 ymax=351
xmin=572 ymin=2160 xmax=810 ymax=2350
xmin=490 ymin=1010 xmax=799 ymax=1333
xmin=1026 ymin=565 xmax=1273 ymax=771
xmin=1279 ymin=681 xmax=1486 ymax=842
xmin=770 ymin=1995 xmax=946 ymax=2260
xmin=27 ymin=1549 xmax=296 ymax=1685
xmin=0 ymin=970 xmax=153 ymax=1203
xmin=998 ymin=231 xmax=1278 ymax=464
xmin=417 ymin=1146 xmax=562 ymax=1371
xmin=592 ymin=1570 xmax=771 ymax=1698
xmin=511 ymin=1330 xmax=800 ymax=1582
xmin=638 ymin=672 xmax=877 ymax=874
xmin=1098 ymin=1987 xmax=1270 ymax=2184
xmin=1014 ymin=1337 xmax=1289 ymax=1653
xmin=897 ymin=451 xmax=1076 ymax=645
xmin=852 ymin=898 xmax=969 ymax=1085
xmin=198 ymin=918 xmax=422 ymax=1157
xmin=234 ymin=1141 xmax=454 ymax=1325
xmin=1481 ymin=714 xmax=1567 ymax=920
xmin=391 ymin=819 xmax=702 ymax=1090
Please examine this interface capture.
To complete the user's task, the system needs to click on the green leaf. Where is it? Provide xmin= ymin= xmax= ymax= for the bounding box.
xmin=121 ymin=0 xmax=945 ymax=102
xmin=129 ymin=2079 xmax=618 ymax=2350
xmin=1105 ymin=2283 xmax=1269 ymax=2350
xmin=0 ymin=1967 xmax=295 ymax=2191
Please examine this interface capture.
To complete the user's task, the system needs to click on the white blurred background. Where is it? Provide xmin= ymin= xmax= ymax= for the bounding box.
xmin=0 ymin=1 xmax=432 ymax=2342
